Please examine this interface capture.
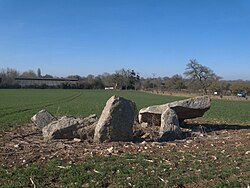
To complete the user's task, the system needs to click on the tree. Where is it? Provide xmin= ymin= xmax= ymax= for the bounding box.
xmin=43 ymin=74 xmax=53 ymax=78
xmin=20 ymin=70 xmax=37 ymax=78
xmin=0 ymin=68 xmax=20 ymax=88
xmin=67 ymin=75 xmax=81 ymax=80
xmin=209 ymin=80 xmax=231 ymax=95
xmin=37 ymin=68 xmax=42 ymax=78
xmin=114 ymin=69 xmax=140 ymax=90
xmin=100 ymin=73 xmax=116 ymax=87
xmin=165 ymin=74 xmax=187 ymax=90
xmin=230 ymin=80 xmax=247 ymax=94
xmin=128 ymin=70 xmax=140 ymax=90
xmin=184 ymin=59 xmax=220 ymax=94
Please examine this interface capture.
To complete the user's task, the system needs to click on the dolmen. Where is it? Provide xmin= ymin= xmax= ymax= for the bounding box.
xmin=31 ymin=95 xmax=211 ymax=142
xmin=139 ymin=96 xmax=211 ymax=141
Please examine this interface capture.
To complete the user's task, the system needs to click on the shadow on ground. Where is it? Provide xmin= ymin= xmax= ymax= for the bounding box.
xmin=182 ymin=122 xmax=250 ymax=132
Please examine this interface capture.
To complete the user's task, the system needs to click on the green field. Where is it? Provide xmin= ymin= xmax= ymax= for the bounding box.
xmin=0 ymin=89 xmax=250 ymax=128
xmin=0 ymin=89 xmax=250 ymax=130
xmin=0 ymin=89 xmax=184 ymax=130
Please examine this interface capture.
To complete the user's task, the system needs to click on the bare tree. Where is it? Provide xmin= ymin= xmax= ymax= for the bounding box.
xmin=37 ymin=68 xmax=42 ymax=78
xmin=0 ymin=68 xmax=20 ymax=87
xmin=230 ymin=80 xmax=247 ymax=94
xmin=20 ymin=70 xmax=37 ymax=78
xmin=165 ymin=74 xmax=187 ymax=90
xmin=114 ymin=69 xmax=139 ymax=90
xmin=184 ymin=59 xmax=220 ymax=94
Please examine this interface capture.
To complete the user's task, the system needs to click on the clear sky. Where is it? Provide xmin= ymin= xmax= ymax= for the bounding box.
xmin=0 ymin=0 xmax=250 ymax=80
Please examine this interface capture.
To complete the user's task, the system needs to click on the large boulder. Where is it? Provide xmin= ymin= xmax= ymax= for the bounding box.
xmin=94 ymin=95 xmax=137 ymax=143
xmin=139 ymin=96 xmax=211 ymax=126
xmin=42 ymin=114 xmax=98 ymax=141
xmin=42 ymin=116 xmax=81 ymax=140
xmin=158 ymin=108 xmax=183 ymax=141
xmin=31 ymin=110 xmax=56 ymax=128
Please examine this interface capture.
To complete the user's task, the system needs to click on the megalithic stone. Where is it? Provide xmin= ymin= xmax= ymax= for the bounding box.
xmin=158 ymin=108 xmax=183 ymax=141
xmin=139 ymin=96 xmax=211 ymax=126
xmin=94 ymin=95 xmax=137 ymax=143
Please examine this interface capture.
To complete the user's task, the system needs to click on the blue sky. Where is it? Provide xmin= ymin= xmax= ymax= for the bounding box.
xmin=0 ymin=0 xmax=250 ymax=80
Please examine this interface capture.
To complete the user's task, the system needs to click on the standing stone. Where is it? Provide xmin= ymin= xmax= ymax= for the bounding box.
xmin=159 ymin=108 xmax=183 ymax=141
xmin=31 ymin=109 xmax=56 ymax=128
xmin=94 ymin=95 xmax=137 ymax=143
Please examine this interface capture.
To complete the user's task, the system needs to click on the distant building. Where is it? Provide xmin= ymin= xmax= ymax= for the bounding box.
xmin=105 ymin=86 xmax=114 ymax=90
xmin=15 ymin=77 xmax=78 ymax=87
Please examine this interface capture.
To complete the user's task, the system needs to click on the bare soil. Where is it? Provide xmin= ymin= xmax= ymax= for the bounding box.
xmin=1 ymin=121 xmax=250 ymax=167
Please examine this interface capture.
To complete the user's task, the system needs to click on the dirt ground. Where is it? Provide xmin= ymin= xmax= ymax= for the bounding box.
xmin=1 ymin=121 xmax=250 ymax=167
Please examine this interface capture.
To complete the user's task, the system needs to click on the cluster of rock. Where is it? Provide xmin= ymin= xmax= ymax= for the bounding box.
xmin=31 ymin=110 xmax=98 ymax=141
xmin=31 ymin=95 xmax=211 ymax=142
xmin=139 ymin=96 xmax=211 ymax=141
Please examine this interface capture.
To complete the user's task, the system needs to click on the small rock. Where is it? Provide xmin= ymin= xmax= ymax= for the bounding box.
xmin=82 ymin=183 xmax=90 ymax=188
xmin=107 ymin=146 xmax=114 ymax=153
xmin=141 ymin=122 xmax=149 ymax=128
xmin=186 ymin=140 xmax=193 ymax=144
xmin=168 ymin=143 xmax=177 ymax=147
xmin=78 ymin=114 xmax=98 ymax=128
xmin=73 ymin=138 xmax=81 ymax=142
xmin=141 ymin=133 xmax=151 ymax=139
xmin=58 ymin=165 xmax=71 ymax=169
xmin=245 ymin=151 xmax=250 ymax=155
xmin=31 ymin=109 xmax=56 ymax=128
xmin=140 ymin=141 xmax=147 ymax=145
xmin=211 ymin=155 xmax=217 ymax=160
xmin=56 ymin=142 xmax=65 ymax=149
xmin=151 ymin=142 xmax=164 ymax=147
xmin=77 ymin=122 xmax=97 ymax=140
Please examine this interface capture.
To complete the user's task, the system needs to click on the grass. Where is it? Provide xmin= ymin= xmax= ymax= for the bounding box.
xmin=1 ymin=89 xmax=250 ymax=130
xmin=0 ymin=89 xmax=184 ymax=130
xmin=0 ymin=147 xmax=249 ymax=187
xmin=204 ymin=99 xmax=250 ymax=125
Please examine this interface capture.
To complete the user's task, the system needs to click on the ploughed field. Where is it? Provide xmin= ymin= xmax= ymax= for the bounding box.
xmin=0 ymin=89 xmax=249 ymax=187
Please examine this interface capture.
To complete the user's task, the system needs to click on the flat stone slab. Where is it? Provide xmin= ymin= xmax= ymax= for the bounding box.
xmin=139 ymin=96 xmax=211 ymax=126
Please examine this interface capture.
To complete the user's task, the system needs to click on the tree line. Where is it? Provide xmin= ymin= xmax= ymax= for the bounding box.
xmin=1 ymin=60 xmax=250 ymax=96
